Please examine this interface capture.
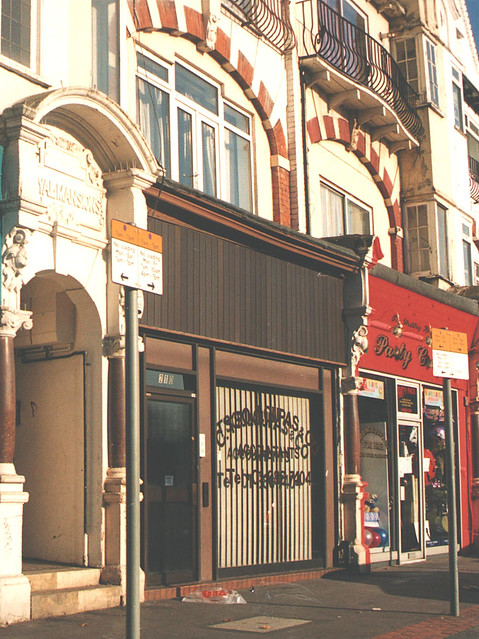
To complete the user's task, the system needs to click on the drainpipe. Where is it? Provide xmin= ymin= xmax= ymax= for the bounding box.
xmin=300 ymin=72 xmax=311 ymax=237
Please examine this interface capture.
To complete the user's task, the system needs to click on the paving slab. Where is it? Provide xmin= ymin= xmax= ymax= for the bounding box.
xmin=0 ymin=555 xmax=478 ymax=639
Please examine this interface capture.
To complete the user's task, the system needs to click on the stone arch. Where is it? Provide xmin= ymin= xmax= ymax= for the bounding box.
xmin=127 ymin=1 xmax=292 ymax=226
xmin=6 ymin=87 xmax=160 ymax=175
xmin=306 ymin=114 xmax=404 ymax=271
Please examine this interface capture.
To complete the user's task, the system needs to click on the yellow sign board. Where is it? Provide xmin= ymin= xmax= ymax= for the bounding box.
xmin=112 ymin=219 xmax=163 ymax=252
xmin=431 ymin=328 xmax=468 ymax=354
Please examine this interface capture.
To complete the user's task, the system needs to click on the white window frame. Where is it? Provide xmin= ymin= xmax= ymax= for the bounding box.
xmin=474 ymin=262 xmax=479 ymax=286
xmin=0 ymin=0 xmax=38 ymax=72
xmin=92 ymin=0 xmax=120 ymax=102
xmin=405 ymin=202 xmax=449 ymax=278
xmin=318 ymin=181 xmax=372 ymax=237
xmin=393 ymin=37 xmax=419 ymax=94
xmin=462 ymin=220 xmax=473 ymax=286
xmin=425 ymin=38 xmax=439 ymax=107
xmin=452 ymin=67 xmax=463 ymax=131
xmin=136 ymin=50 xmax=254 ymax=212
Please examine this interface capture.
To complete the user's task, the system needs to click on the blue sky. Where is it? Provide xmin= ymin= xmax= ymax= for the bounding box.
xmin=466 ymin=0 xmax=479 ymax=49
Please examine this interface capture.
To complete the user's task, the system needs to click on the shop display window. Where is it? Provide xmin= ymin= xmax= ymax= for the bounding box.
xmin=422 ymin=388 xmax=448 ymax=547
xmin=358 ymin=378 xmax=390 ymax=550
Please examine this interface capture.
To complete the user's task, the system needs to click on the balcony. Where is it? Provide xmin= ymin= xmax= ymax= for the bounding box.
xmin=225 ymin=0 xmax=295 ymax=51
xmin=469 ymin=155 xmax=479 ymax=203
xmin=297 ymin=0 xmax=422 ymax=147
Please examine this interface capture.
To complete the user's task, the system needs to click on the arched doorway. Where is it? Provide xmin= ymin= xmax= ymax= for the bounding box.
xmin=14 ymin=272 xmax=102 ymax=566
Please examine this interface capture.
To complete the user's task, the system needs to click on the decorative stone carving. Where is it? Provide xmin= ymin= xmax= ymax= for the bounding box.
xmin=206 ymin=12 xmax=219 ymax=49
xmin=103 ymin=335 xmax=126 ymax=358
xmin=36 ymin=129 xmax=106 ymax=232
xmin=351 ymin=325 xmax=368 ymax=374
xmin=0 ymin=307 xmax=33 ymax=338
xmin=1 ymin=228 xmax=32 ymax=307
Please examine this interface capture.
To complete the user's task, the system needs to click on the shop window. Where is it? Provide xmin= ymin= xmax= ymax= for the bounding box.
xmin=422 ymin=388 xmax=455 ymax=548
xmin=358 ymin=378 xmax=390 ymax=551
xmin=394 ymin=38 xmax=419 ymax=94
xmin=92 ymin=0 xmax=119 ymax=102
xmin=1 ymin=0 xmax=32 ymax=67
xmin=452 ymin=67 xmax=463 ymax=130
xmin=215 ymin=385 xmax=321 ymax=569
xmin=425 ymin=39 xmax=439 ymax=107
xmin=137 ymin=51 xmax=253 ymax=212
xmin=319 ymin=182 xmax=371 ymax=237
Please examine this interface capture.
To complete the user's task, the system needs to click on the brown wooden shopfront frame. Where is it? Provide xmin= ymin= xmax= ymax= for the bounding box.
xmin=139 ymin=183 xmax=363 ymax=583
xmin=141 ymin=337 xmax=337 ymax=583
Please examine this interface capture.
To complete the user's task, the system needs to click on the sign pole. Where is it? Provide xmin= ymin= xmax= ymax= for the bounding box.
xmin=125 ymin=286 xmax=141 ymax=639
xmin=444 ymin=377 xmax=459 ymax=617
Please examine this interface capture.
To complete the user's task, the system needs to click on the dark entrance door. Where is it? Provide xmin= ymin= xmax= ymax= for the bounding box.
xmin=143 ymin=397 xmax=197 ymax=585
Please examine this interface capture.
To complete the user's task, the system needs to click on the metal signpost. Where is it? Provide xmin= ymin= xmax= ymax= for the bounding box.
xmin=111 ymin=221 xmax=163 ymax=639
xmin=432 ymin=328 xmax=469 ymax=618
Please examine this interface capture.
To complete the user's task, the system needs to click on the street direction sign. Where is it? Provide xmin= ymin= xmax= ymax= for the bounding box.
xmin=432 ymin=328 xmax=469 ymax=380
xmin=111 ymin=220 xmax=163 ymax=294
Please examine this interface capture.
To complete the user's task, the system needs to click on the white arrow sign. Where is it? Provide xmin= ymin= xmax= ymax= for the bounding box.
xmin=111 ymin=221 xmax=163 ymax=295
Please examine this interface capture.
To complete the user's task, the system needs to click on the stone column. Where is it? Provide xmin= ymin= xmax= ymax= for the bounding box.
xmin=102 ymin=336 xmax=128 ymax=590
xmin=341 ymin=266 xmax=371 ymax=571
xmin=0 ymin=307 xmax=32 ymax=625
xmin=341 ymin=375 xmax=368 ymax=570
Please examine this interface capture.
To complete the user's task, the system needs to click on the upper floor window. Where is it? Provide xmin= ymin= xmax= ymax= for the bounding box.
xmin=437 ymin=204 xmax=449 ymax=279
xmin=92 ymin=0 xmax=119 ymax=102
xmin=325 ymin=0 xmax=366 ymax=30
xmin=406 ymin=202 xmax=449 ymax=278
xmin=394 ymin=38 xmax=419 ymax=93
xmin=319 ymin=182 xmax=371 ymax=237
xmin=462 ymin=221 xmax=473 ymax=286
xmin=452 ymin=67 xmax=463 ymax=130
xmin=1 ymin=0 xmax=31 ymax=67
xmin=137 ymin=52 xmax=253 ymax=212
xmin=425 ymin=39 xmax=439 ymax=106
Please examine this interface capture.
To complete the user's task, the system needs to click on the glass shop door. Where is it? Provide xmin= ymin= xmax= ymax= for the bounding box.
xmin=143 ymin=396 xmax=197 ymax=585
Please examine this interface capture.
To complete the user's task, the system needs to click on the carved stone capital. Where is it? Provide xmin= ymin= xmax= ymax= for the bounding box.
xmin=341 ymin=376 xmax=363 ymax=395
xmin=350 ymin=325 xmax=368 ymax=374
xmin=0 ymin=307 xmax=33 ymax=338
xmin=1 ymin=227 xmax=32 ymax=307
xmin=103 ymin=335 xmax=125 ymax=358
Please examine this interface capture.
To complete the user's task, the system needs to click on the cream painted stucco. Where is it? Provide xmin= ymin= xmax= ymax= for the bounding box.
xmin=308 ymin=138 xmax=394 ymax=265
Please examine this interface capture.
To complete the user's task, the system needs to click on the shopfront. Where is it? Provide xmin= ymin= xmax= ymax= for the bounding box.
xmin=139 ymin=193 xmax=361 ymax=584
xmin=358 ymin=267 xmax=479 ymax=564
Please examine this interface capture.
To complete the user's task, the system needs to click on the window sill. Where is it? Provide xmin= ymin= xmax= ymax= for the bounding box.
xmin=0 ymin=56 xmax=50 ymax=88
xmin=417 ymin=100 xmax=444 ymax=119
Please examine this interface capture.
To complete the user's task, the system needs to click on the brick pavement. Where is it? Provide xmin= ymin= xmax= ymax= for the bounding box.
xmin=373 ymin=604 xmax=479 ymax=639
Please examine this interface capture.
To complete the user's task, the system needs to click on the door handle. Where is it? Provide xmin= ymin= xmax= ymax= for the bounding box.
xmin=202 ymin=482 xmax=209 ymax=508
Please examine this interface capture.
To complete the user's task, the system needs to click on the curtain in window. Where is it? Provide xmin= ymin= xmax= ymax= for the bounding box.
xmin=224 ymin=129 xmax=252 ymax=211
xmin=178 ymin=108 xmax=193 ymax=188
xmin=138 ymin=79 xmax=170 ymax=174
xmin=320 ymin=185 xmax=343 ymax=236
xmin=202 ymin=122 xmax=217 ymax=197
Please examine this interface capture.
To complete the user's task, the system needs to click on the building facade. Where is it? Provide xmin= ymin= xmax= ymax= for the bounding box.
xmin=1 ymin=0 xmax=479 ymax=627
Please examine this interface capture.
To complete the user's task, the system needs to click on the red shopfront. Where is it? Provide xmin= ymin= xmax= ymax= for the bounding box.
xmin=358 ymin=269 xmax=479 ymax=564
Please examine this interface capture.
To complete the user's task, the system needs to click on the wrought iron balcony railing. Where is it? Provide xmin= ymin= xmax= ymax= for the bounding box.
xmin=298 ymin=0 xmax=422 ymax=140
xmin=469 ymin=155 xmax=479 ymax=202
xmin=225 ymin=0 xmax=295 ymax=51
xmin=469 ymin=155 xmax=479 ymax=182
